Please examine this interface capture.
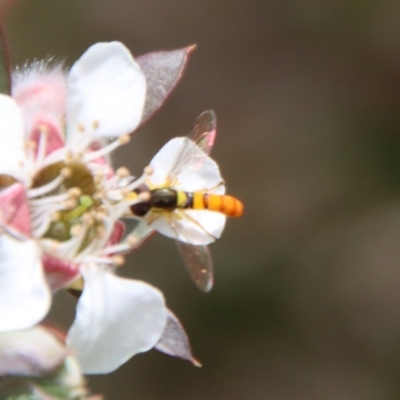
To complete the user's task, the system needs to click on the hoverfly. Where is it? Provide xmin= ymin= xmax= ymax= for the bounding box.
xmin=128 ymin=110 xmax=243 ymax=292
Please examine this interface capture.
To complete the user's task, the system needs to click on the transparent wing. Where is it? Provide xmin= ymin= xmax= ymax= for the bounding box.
xmin=189 ymin=109 xmax=217 ymax=156
xmin=167 ymin=110 xmax=217 ymax=184
xmin=175 ymin=240 xmax=214 ymax=292
xmin=121 ymin=218 xmax=156 ymax=252
xmin=167 ymin=210 xmax=214 ymax=292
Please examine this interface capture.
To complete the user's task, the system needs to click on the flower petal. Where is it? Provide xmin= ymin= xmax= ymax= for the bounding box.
xmin=12 ymin=63 xmax=66 ymax=154
xmin=0 ymin=182 xmax=31 ymax=237
xmin=0 ymin=326 xmax=66 ymax=377
xmin=66 ymin=265 xmax=167 ymax=374
xmin=137 ymin=46 xmax=194 ymax=123
xmin=149 ymin=137 xmax=225 ymax=193
xmin=66 ymin=42 xmax=146 ymax=149
xmin=42 ymin=254 xmax=80 ymax=292
xmin=0 ymin=236 xmax=50 ymax=331
xmin=151 ymin=209 xmax=226 ymax=245
xmin=0 ymin=95 xmax=27 ymax=183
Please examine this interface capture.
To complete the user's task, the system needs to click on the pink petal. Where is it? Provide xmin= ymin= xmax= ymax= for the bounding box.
xmin=42 ymin=254 xmax=80 ymax=291
xmin=107 ymin=220 xmax=125 ymax=248
xmin=29 ymin=120 xmax=65 ymax=157
xmin=12 ymin=64 xmax=66 ymax=146
xmin=0 ymin=182 xmax=31 ymax=236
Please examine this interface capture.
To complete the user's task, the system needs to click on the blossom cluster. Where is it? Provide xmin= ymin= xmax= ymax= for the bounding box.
xmin=0 ymin=40 xmax=242 ymax=391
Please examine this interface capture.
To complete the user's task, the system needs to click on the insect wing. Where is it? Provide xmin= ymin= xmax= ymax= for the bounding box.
xmin=167 ymin=110 xmax=217 ymax=184
xmin=120 ymin=219 xmax=156 ymax=252
xmin=175 ymin=240 xmax=214 ymax=292
xmin=129 ymin=221 xmax=156 ymax=251
xmin=189 ymin=110 xmax=217 ymax=156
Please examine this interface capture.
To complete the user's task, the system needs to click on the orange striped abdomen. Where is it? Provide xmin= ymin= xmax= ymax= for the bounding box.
xmin=192 ymin=192 xmax=244 ymax=217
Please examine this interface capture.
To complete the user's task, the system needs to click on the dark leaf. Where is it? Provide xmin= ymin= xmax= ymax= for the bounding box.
xmin=137 ymin=45 xmax=195 ymax=123
xmin=155 ymin=310 xmax=201 ymax=366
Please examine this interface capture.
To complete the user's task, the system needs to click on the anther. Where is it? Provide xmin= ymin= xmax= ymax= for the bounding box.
xmin=138 ymin=192 xmax=151 ymax=201
xmin=51 ymin=211 xmax=61 ymax=221
xmin=96 ymin=226 xmax=106 ymax=238
xmin=70 ymin=225 xmax=82 ymax=237
xmin=64 ymin=198 xmax=78 ymax=210
xmin=118 ymin=134 xmax=130 ymax=145
xmin=92 ymin=120 xmax=100 ymax=129
xmin=94 ymin=211 xmax=107 ymax=221
xmin=116 ymin=167 xmax=130 ymax=177
xmin=126 ymin=234 xmax=139 ymax=247
xmin=94 ymin=175 xmax=105 ymax=185
xmin=82 ymin=213 xmax=94 ymax=226
xmin=26 ymin=140 xmax=37 ymax=150
xmin=112 ymin=255 xmax=125 ymax=266
xmin=65 ymin=151 xmax=74 ymax=162
xmin=68 ymin=187 xmax=82 ymax=198
xmin=93 ymin=190 xmax=105 ymax=200
xmin=97 ymin=204 xmax=107 ymax=213
xmin=77 ymin=123 xmax=85 ymax=133
xmin=37 ymin=123 xmax=49 ymax=135
xmin=144 ymin=165 xmax=154 ymax=175
xmin=46 ymin=240 xmax=59 ymax=253
xmin=61 ymin=167 xmax=72 ymax=178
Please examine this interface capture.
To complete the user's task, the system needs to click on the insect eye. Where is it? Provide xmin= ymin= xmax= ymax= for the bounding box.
xmin=130 ymin=202 xmax=151 ymax=217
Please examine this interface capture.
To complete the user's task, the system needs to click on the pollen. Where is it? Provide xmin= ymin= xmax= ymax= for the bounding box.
xmin=112 ymin=255 xmax=125 ymax=266
xmin=126 ymin=234 xmax=139 ymax=246
xmin=51 ymin=211 xmax=61 ymax=221
xmin=93 ymin=190 xmax=105 ymax=200
xmin=68 ymin=187 xmax=82 ymax=198
xmin=38 ymin=123 xmax=49 ymax=135
xmin=94 ymin=210 xmax=107 ymax=221
xmin=116 ymin=167 xmax=130 ymax=177
xmin=64 ymin=198 xmax=78 ymax=210
xmin=118 ymin=134 xmax=130 ymax=144
xmin=61 ymin=167 xmax=72 ymax=178
xmin=82 ymin=213 xmax=94 ymax=226
xmin=77 ymin=123 xmax=85 ymax=133
xmin=144 ymin=165 xmax=154 ymax=175
xmin=95 ymin=226 xmax=106 ymax=238
xmin=70 ymin=224 xmax=82 ymax=237
xmin=138 ymin=191 xmax=151 ymax=201
xmin=26 ymin=140 xmax=37 ymax=150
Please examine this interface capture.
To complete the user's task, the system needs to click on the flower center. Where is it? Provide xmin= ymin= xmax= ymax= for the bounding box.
xmin=31 ymin=161 xmax=103 ymax=247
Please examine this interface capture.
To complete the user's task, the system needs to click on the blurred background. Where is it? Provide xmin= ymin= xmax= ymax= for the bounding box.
xmin=5 ymin=0 xmax=400 ymax=398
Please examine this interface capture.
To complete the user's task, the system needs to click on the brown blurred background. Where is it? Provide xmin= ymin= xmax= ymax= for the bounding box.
xmin=6 ymin=0 xmax=400 ymax=398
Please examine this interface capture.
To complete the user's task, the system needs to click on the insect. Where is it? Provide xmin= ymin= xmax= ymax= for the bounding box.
xmin=128 ymin=110 xmax=243 ymax=292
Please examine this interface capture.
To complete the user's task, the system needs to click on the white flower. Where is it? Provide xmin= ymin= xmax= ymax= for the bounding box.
xmin=6 ymin=41 xmax=170 ymax=374
xmin=0 ymin=40 xmax=199 ymax=373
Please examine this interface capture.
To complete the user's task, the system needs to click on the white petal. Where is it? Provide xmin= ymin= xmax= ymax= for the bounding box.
xmin=0 ymin=236 xmax=50 ymax=332
xmin=151 ymin=210 xmax=226 ymax=245
xmin=66 ymin=42 xmax=146 ymax=150
xmin=66 ymin=265 xmax=167 ymax=374
xmin=0 ymin=326 xmax=66 ymax=376
xmin=149 ymin=137 xmax=225 ymax=193
xmin=0 ymin=95 xmax=27 ymax=183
